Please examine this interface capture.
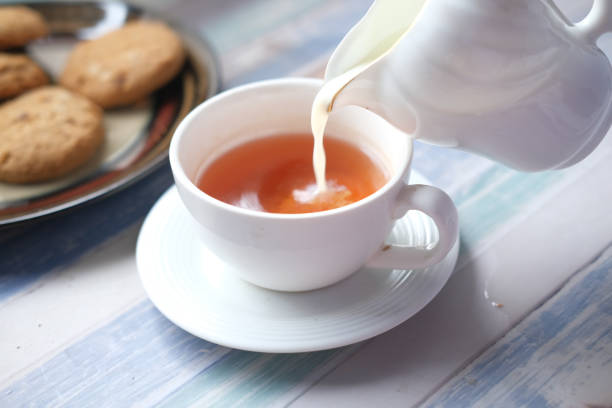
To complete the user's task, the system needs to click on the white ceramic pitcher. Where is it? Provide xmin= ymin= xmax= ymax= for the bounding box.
xmin=327 ymin=0 xmax=612 ymax=171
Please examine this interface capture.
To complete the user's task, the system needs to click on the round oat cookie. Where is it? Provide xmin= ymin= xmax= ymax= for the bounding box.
xmin=0 ymin=6 xmax=49 ymax=50
xmin=0 ymin=86 xmax=104 ymax=183
xmin=0 ymin=53 xmax=49 ymax=99
xmin=60 ymin=21 xmax=185 ymax=108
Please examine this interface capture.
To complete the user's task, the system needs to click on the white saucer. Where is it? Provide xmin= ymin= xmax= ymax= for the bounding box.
xmin=136 ymin=172 xmax=459 ymax=353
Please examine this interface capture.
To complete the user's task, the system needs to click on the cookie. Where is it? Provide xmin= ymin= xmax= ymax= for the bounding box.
xmin=0 ymin=86 xmax=104 ymax=183
xmin=0 ymin=53 xmax=49 ymax=99
xmin=60 ymin=21 xmax=185 ymax=108
xmin=0 ymin=6 xmax=49 ymax=50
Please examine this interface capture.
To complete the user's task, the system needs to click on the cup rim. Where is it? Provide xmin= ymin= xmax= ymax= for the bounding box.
xmin=169 ymin=77 xmax=413 ymax=220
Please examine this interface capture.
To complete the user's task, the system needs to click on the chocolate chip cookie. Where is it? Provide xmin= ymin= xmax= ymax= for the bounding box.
xmin=60 ymin=21 xmax=185 ymax=108
xmin=0 ymin=6 xmax=48 ymax=49
xmin=0 ymin=86 xmax=104 ymax=183
xmin=0 ymin=53 xmax=49 ymax=99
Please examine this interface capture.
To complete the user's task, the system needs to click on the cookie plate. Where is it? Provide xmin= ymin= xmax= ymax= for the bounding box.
xmin=0 ymin=1 xmax=220 ymax=225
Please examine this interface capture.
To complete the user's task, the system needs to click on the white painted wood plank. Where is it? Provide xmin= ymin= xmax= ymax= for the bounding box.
xmin=0 ymin=224 xmax=146 ymax=388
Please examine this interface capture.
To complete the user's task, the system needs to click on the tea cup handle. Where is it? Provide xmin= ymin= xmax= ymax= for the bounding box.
xmin=366 ymin=184 xmax=458 ymax=270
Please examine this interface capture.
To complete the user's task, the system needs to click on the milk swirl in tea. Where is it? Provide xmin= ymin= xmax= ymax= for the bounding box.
xmin=197 ymin=133 xmax=387 ymax=213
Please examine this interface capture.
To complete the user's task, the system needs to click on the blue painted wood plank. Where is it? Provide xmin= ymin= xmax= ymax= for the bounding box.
xmin=200 ymin=0 xmax=329 ymax=52
xmin=0 ymin=163 xmax=174 ymax=302
xmin=423 ymin=246 xmax=612 ymax=408
xmin=155 ymin=348 xmax=347 ymax=407
xmin=0 ymin=300 xmax=352 ymax=407
xmin=1 ymin=301 xmax=221 ymax=407
xmin=226 ymin=1 xmax=371 ymax=88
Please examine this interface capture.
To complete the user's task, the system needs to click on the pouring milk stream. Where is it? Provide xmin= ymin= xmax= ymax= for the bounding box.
xmin=311 ymin=0 xmax=428 ymax=192
xmin=311 ymin=0 xmax=612 ymax=191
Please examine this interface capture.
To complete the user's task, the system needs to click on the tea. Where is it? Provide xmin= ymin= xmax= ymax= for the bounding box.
xmin=197 ymin=133 xmax=388 ymax=214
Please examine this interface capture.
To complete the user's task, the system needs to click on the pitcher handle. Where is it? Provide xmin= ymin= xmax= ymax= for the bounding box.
xmin=574 ymin=0 xmax=612 ymax=42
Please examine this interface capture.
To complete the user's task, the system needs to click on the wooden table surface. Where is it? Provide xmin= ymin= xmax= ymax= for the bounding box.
xmin=1 ymin=0 xmax=611 ymax=407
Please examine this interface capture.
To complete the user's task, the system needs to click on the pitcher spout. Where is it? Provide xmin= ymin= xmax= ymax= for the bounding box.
xmin=330 ymin=62 xmax=418 ymax=137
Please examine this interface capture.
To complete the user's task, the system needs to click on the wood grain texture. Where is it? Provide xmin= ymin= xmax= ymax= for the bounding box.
xmin=423 ymin=245 xmax=612 ymax=408
xmin=2 ymin=0 xmax=612 ymax=407
xmin=0 ymin=300 xmax=357 ymax=407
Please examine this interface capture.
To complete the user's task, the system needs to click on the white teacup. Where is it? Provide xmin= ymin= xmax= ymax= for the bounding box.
xmin=169 ymin=78 xmax=458 ymax=291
